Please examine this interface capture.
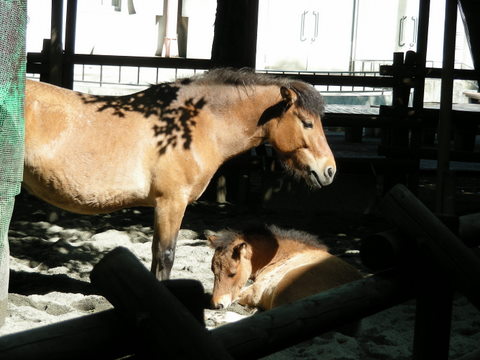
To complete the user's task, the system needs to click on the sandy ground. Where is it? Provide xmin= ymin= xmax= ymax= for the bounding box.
xmin=2 ymin=192 xmax=480 ymax=359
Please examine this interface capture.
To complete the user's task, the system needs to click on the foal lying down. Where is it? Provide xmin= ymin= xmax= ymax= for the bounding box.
xmin=207 ymin=225 xmax=363 ymax=311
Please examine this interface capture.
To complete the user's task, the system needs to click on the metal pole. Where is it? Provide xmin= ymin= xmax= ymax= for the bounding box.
xmin=436 ymin=0 xmax=457 ymax=215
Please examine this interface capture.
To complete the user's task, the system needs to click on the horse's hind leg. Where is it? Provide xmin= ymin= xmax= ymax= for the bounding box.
xmin=151 ymin=198 xmax=187 ymax=280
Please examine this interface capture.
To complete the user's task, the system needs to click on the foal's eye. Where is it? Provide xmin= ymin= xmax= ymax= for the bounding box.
xmin=228 ymin=273 xmax=237 ymax=278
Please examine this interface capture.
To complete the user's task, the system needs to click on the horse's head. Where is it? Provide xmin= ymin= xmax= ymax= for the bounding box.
xmin=262 ymin=83 xmax=336 ymax=189
xmin=207 ymin=231 xmax=252 ymax=309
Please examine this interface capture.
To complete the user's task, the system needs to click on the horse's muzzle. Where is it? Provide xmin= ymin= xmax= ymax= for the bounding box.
xmin=310 ymin=165 xmax=336 ymax=187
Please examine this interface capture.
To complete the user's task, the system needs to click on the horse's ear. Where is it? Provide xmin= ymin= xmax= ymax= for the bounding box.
xmin=232 ymin=242 xmax=249 ymax=260
xmin=205 ymin=230 xmax=219 ymax=248
xmin=280 ymin=86 xmax=297 ymax=107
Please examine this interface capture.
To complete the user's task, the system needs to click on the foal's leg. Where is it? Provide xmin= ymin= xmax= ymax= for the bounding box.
xmin=151 ymin=198 xmax=187 ymax=280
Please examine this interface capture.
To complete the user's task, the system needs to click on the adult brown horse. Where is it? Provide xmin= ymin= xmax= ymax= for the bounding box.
xmin=23 ymin=68 xmax=336 ymax=280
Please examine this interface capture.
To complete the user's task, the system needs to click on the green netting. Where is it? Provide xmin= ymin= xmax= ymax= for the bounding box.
xmin=0 ymin=0 xmax=27 ymax=326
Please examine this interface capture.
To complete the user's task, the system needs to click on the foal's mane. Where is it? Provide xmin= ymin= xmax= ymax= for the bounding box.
xmin=182 ymin=68 xmax=325 ymax=118
xmin=211 ymin=224 xmax=328 ymax=251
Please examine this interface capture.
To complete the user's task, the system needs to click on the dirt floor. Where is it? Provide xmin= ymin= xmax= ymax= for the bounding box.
xmin=2 ymin=184 xmax=480 ymax=359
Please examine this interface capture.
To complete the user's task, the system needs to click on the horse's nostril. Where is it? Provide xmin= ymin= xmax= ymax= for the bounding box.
xmin=216 ymin=303 xmax=224 ymax=310
xmin=326 ymin=166 xmax=335 ymax=179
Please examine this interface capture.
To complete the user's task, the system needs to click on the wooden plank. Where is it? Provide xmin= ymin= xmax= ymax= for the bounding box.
xmin=90 ymin=247 xmax=232 ymax=360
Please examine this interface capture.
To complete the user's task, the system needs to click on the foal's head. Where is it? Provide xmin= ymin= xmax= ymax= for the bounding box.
xmin=262 ymin=81 xmax=336 ymax=188
xmin=207 ymin=230 xmax=253 ymax=309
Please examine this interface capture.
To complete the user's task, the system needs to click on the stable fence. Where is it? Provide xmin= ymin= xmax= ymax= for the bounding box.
xmin=1 ymin=184 xmax=479 ymax=359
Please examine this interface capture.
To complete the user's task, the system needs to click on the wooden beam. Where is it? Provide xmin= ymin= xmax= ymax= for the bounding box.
xmin=90 ymin=247 xmax=232 ymax=360
xmin=378 ymin=184 xmax=480 ymax=310
xmin=48 ymin=0 xmax=64 ymax=85
xmin=0 ymin=269 xmax=414 ymax=359
xmin=211 ymin=0 xmax=259 ymax=68
xmin=63 ymin=0 xmax=78 ymax=89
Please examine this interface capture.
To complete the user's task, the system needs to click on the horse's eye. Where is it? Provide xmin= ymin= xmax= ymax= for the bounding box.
xmin=301 ymin=119 xmax=313 ymax=129
xmin=228 ymin=273 xmax=237 ymax=278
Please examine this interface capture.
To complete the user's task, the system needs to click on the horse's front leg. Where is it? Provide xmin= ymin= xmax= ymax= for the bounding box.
xmin=151 ymin=198 xmax=187 ymax=280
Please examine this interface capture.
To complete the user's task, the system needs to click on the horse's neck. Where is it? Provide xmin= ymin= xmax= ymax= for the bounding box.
xmin=204 ymin=85 xmax=281 ymax=160
xmin=250 ymin=238 xmax=321 ymax=278
xmin=249 ymin=236 xmax=281 ymax=278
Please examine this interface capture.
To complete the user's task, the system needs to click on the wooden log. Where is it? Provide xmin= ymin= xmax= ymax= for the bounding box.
xmin=90 ymin=247 xmax=232 ymax=360
xmin=0 ymin=309 xmax=135 ymax=360
xmin=211 ymin=270 xmax=414 ymax=359
xmin=456 ymin=348 xmax=480 ymax=360
xmin=378 ymin=183 xmax=480 ymax=310
xmin=360 ymin=229 xmax=414 ymax=271
xmin=0 ymin=269 xmax=414 ymax=359
xmin=459 ymin=212 xmax=480 ymax=247
xmin=0 ymin=279 xmax=209 ymax=359
xmin=360 ymin=212 xmax=476 ymax=271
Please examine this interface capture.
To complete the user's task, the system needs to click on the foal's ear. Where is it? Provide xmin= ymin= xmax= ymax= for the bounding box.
xmin=280 ymin=86 xmax=297 ymax=107
xmin=205 ymin=230 xmax=219 ymax=248
xmin=232 ymin=242 xmax=249 ymax=260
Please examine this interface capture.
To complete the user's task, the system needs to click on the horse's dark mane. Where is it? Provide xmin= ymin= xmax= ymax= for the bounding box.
xmin=181 ymin=68 xmax=325 ymax=118
xmin=210 ymin=224 xmax=328 ymax=251
xmin=266 ymin=224 xmax=328 ymax=251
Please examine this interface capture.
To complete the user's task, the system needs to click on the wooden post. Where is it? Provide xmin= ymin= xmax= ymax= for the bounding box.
xmin=63 ymin=0 xmax=78 ymax=89
xmin=436 ymin=0 xmax=457 ymax=216
xmin=211 ymin=0 xmax=259 ymax=68
xmin=412 ymin=269 xmax=453 ymax=360
xmin=90 ymin=247 xmax=232 ymax=360
xmin=48 ymin=0 xmax=64 ymax=86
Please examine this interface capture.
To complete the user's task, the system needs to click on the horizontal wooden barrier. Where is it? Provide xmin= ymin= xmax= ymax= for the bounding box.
xmin=212 ymin=269 xmax=414 ymax=359
xmin=89 ymin=247 xmax=232 ymax=360
xmin=0 ymin=249 xmax=415 ymax=359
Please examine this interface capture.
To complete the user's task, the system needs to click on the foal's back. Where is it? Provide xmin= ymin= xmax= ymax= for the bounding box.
xmin=269 ymin=250 xmax=362 ymax=309
xmin=243 ymin=230 xmax=362 ymax=310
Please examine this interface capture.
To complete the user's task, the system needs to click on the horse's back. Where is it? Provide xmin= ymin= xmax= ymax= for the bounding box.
xmin=23 ymin=80 xmax=155 ymax=213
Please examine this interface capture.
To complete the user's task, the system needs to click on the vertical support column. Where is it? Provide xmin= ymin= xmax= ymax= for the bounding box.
xmin=412 ymin=268 xmax=453 ymax=360
xmin=211 ymin=0 xmax=259 ymax=68
xmin=436 ymin=0 xmax=457 ymax=216
xmin=414 ymin=0 xmax=435 ymax=147
xmin=63 ymin=0 xmax=78 ymax=89
xmin=48 ymin=0 xmax=64 ymax=85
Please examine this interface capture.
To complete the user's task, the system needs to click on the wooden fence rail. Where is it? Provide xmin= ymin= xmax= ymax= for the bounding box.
xmin=1 ymin=185 xmax=479 ymax=359
xmin=0 ymin=261 xmax=413 ymax=359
